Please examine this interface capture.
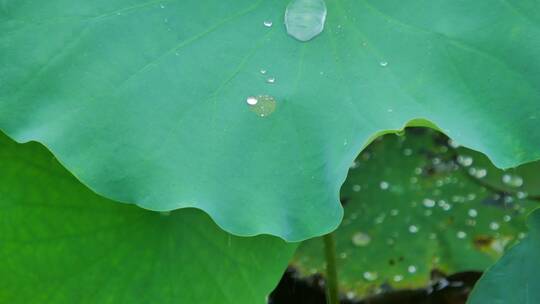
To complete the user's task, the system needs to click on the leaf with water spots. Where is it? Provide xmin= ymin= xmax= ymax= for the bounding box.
xmin=1 ymin=0 xmax=540 ymax=241
xmin=292 ymin=129 xmax=539 ymax=298
xmin=0 ymin=132 xmax=296 ymax=304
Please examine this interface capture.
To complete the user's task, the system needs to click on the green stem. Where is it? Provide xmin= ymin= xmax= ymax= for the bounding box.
xmin=323 ymin=233 xmax=339 ymax=304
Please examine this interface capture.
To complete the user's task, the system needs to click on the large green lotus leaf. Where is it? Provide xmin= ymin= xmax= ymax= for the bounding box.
xmin=1 ymin=0 xmax=539 ymax=241
xmin=468 ymin=208 xmax=540 ymax=304
xmin=0 ymin=132 xmax=296 ymax=304
xmin=293 ymin=129 xmax=538 ymax=297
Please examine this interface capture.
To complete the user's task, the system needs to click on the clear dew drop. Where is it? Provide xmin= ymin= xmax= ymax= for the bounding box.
xmin=263 ymin=20 xmax=273 ymax=27
xmin=502 ymin=173 xmax=524 ymax=188
xmin=352 ymin=232 xmax=371 ymax=247
xmin=408 ymin=265 xmax=417 ymax=274
xmin=379 ymin=181 xmax=390 ymax=190
xmin=285 ymin=0 xmax=327 ymax=42
xmin=408 ymin=225 xmax=419 ymax=234
xmin=489 ymin=221 xmax=500 ymax=231
xmin=457 ymin=231 xmax=467 ymax=239
xmin=245 ymin=95 xmax=277 ymax=117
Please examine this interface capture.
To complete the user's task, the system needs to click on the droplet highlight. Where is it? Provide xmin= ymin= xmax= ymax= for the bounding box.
xmin=284 ymin=0 xmax=327 ymax=42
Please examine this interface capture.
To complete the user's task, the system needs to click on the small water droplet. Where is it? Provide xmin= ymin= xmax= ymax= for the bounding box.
xmin=159 ymin=3 xmax=165 ymax=8
xmin=474 ymin=168 xmax=487 ymax=179
xmin=457 ymin=155 xmax=473 ymax=167
xmin=285 ymin=0 xmax=327 ymax=42
xmin=263 ymin=20 xmax=273 ymax=27
xmin=502 ymin=174 xmax=523 ymax=187
xmin=489 ymin=222 xmax=500 ymax=231
xmin=352 ymin=232 xmax=371 ymax=247
xmin=423 ymin=198 xmax=436 ymax=208
xmin=393 ymin=275 xmax=404 ymax=282
xmin=408 ymin=265 xmax=417 ymax=274
xmin=379 ymin=61 xmax=388 ymax=67
xmin=468 ymin=209 xmax=478 ymax=218
xmin=266 ymin=77 xmax=276 ymax=84
xmin=448 ymin=139 xmax=460 ymax=148
xmin=503 ymin=215 xmax=512 ymax=222
xmin=517 ymin=191 xmax=528 ymax=199
xmin=260 ymin=69 xmax=267 ymax=75
xmin=246 ymin=95 xmax=277 ymax=117
xmin=352 ymin=184 xmax=362 ymax=192
xmin=363 ymin=271 xmax=378 ymax=281
xmin=403 ymin=148 xmax=413 ymax=156
xmin=390 ymin=209 xmax=399 ymax=216
xmin=409 ymin=225 xmax=419 ymax=234
xmin=457 ymin=231 xmax=467 ymax=239
xmin=379 ymin=181 xmax=389 ymax=190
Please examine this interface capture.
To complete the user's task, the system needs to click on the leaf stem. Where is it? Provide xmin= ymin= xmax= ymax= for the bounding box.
xmin=323 ymin=233 xmax=339 ymax=304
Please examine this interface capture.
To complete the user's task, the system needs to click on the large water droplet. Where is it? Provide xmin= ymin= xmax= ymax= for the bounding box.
xmin=246 ymin=95 xmax=277 ymax=117
xmin=284 ymin=0 xmax=327 ymax=42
